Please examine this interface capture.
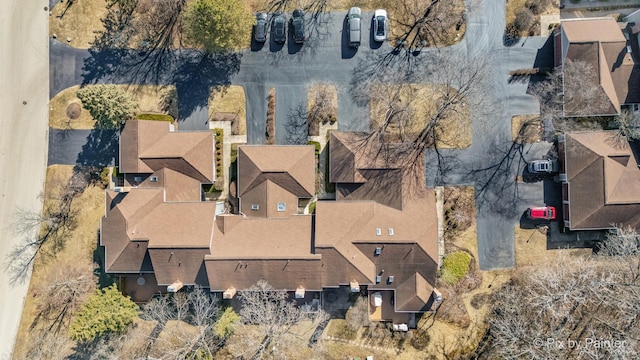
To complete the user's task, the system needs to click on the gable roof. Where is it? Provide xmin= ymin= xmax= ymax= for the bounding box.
xmin=396 ymin=273 xmax=433 ymax=312
xmin=560 ymin=18 xmax=640 ymax=116
xmin=564 ymin=132 xmax=640 ymax=229
xmin=120 ymin=120 xmax=214 ymax=182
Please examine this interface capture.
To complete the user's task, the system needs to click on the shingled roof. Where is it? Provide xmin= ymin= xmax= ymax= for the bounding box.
xmin=558 ymin=18 xmax=640 ymax=116
xmin=564 ymin=131 xmax=640 ymax=229
xmin=101 ymin=120 xmax=216 ymax=286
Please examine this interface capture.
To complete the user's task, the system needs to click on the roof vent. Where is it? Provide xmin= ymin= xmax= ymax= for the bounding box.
xmin=375 ymin=247 xmax=382 ymax=256
xmin=376 ymin=228 xmax=381 ymax=236
xmin=251 ymin=204 xmax=259 ymax=210
xmin=627 ymin=45 xmax=632 ymax=53
xmin=134 ymin=176 xmax=142 ymax=182
xmin=388 ymin=276 xmax=394 ymax=284
xmin=388 ymin=228 xmax=394 ymax=236
xmin=150 ymin=176 xmax=158 ymax=182
xmin=375 ymin=275 xmax=382 ymax=284
xmin=277 ymin=202 xmax=286 ymax=212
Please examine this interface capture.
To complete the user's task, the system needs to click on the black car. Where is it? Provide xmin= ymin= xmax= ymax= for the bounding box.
xmin=272 ymin=12 xmax=286 ymax=44
xmin=254 ymin=12 xmax=268 ymax=43
xmin=291 ymin=9 xmax=305 ymax=44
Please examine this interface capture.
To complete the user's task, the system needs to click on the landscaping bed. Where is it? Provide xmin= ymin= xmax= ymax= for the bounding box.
xmin=511 ymin=115 xmax=542 ymax=143
xmin=49 ymin=85 xmax=177 ymax=130
xmin=208 ymin=85 xmax=247 ymax=135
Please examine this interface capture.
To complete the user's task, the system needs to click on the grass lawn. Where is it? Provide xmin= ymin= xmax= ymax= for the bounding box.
xmin=14 ymin=165 xmax=106 ymax=359
xmin=50 ymin=85 xmax=177 ymax=130
xmin=209 ymin=85 xmax=247 ymax=135
xmin=49 ymin=0 xmax=108 ymax=48
xmin=511 ymin=115 xmax=542 ymax=143
xmin=370 ymin=84 xmax=471 ymax=149
xmin=514 ymin=225 xmax=592 ymax=267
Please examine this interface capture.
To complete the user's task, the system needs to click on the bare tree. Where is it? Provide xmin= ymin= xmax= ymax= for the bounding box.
xmin=613 ymin=110 xmax=640 ymax=144
xmin=483 ymin=249 xmax=640 ymax=358
xmin=237 ymin=280 xmax=329 ymax=360
xmin=392 ymin=0 xmax=468 ymax=49
xmin=140 ymin=286 xmax=224 ymax=359
xmin=532 ymin=59 xmax=613 ymax=133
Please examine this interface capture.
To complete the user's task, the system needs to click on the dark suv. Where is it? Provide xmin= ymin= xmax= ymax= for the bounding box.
xmin=272 ymin=12 xmax=286 ymax=44
xmin=291 ymin=9 xmax=305 ymax=44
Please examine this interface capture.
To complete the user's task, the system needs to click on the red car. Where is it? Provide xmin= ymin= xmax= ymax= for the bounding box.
xmin=527 ymin=206 xmax=556 ymax=220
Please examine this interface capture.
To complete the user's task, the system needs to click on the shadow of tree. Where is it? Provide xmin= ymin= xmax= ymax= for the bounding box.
xmin=174 ymin=50 xmax=242 ymax=123
xmin=75 ymin=129 xmax=119 ymax=168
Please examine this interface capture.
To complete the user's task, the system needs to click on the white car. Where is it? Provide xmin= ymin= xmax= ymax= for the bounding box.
xmin=373 ymin=9 xmax=388 ymax=42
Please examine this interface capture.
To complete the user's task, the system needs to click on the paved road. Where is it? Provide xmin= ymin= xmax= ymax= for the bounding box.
xmin=48 ymin=1 xmax=552 ymax=270
xmin=0 ymin=0 xmax=49 ymax=358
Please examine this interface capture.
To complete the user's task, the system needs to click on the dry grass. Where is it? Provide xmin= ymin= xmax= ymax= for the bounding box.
xmin=511 ymin=115 xmax=542 ymax=144
xmin=14 ymin=165 xmax=106 ymax=359
xmin=208 ymin=85 xmax=247 ymax=135
xmin=370 ymin=84 xmax=471 ymax=149
xmin=50 ymin=85 xmax=177 ymax=130
xmin=506 ymin=0 xmax=559 ymax=36
xmin=49 ymin=0 xmax=108 ymax=48
xmin=308 ymin=84 xmax=338 ymax=127
xmin=514 ymin=225 xmax=592 ymax=267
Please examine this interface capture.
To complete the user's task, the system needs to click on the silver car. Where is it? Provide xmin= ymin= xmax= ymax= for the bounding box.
xmin=347 ymin=7 xmax=362 ymax=48
xmin=373 ymin=9 xmax=388 ymax=42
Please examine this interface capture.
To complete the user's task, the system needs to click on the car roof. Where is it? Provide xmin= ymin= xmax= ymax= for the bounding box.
xmin=374 ymin=9 xmax=387 ymax=17
xmin=293 ymin=9 xmax=304 ymax=17
xmin=256 ymin=12 xmax=267 ymax=20
xmin=348 ymin=7 xmax=362 ymax=16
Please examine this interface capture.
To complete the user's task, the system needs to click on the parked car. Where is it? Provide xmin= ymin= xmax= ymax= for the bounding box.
xmin=373 ymin=9 xmax=388 ymax=42
xmin=527 ymin=206 xmax=556 ymax=220
xmin=272 ymin=12 xmax=286 ymax=44
xmin=254 ymin=12 xmax=268 ymax=43
xmin=347 ymin=7 xmax=362 ymax=48
xmin=291 ymin=9 xmax=305 ymax=44
xmin=528 ymin=159 xmax=559 ymax=174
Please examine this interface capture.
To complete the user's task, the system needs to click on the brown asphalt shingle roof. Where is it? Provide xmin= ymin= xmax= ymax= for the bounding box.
xmin=120 ymin=120 xmax=214 ymax=182
xmin=102 ymin=120 xmax=216 ymax=284
xmin=560 ymin=18 xmax=640 ymax=116
xmin=565 ymin=132 xmax=640 ymax=229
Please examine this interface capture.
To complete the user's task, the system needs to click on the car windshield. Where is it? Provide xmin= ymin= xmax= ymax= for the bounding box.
xmin=376 ymin=17 xmax=385 ymax=35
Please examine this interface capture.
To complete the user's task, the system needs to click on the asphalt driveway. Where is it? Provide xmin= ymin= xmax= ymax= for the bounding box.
xmin=48 ymin=1 xmax=553 ymax=270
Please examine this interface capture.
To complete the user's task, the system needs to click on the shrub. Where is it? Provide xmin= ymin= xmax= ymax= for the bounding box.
xmin=66 ymin=103 xmax=82 ymax=119
xmin=440 ymin=251 xmax=472 ymax=285
xmin=77 ymin=85 xmax=137 ymax=129
xmin=514 ymin=8 xmax=535 ymax=34
xmin=308 ymin=141 xmax=321 ymax=156
xmin=335 ymin=322 xmax=357 ymax=340
xmin=213 ymin=307 xmax=240 ymax=338
xmin=100 ymin=167 xmax=111 ymax=188
xmin=410 ymin=329 xmax=430 ymax=350
xmin=136 ymin=113 xmax=174 ymax=122
xmin=69 ymin=284 xmax=139 ymax=342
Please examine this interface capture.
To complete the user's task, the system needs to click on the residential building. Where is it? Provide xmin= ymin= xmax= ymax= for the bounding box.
xmin=100 ymin=121 xmax=440 ymax=322
xmin=558 ymin=131 xmax=640 ymax=230
xmin=554 ymin=17 xmax=640 ymax=116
